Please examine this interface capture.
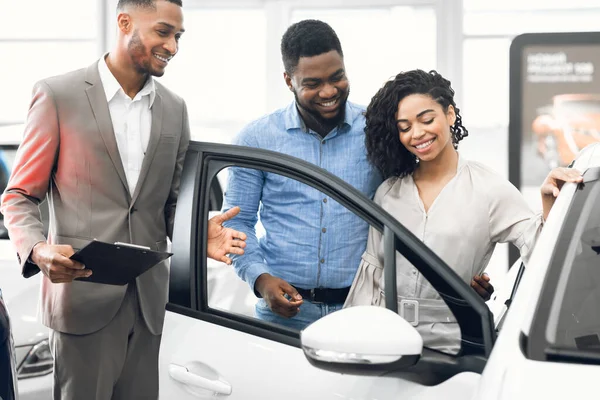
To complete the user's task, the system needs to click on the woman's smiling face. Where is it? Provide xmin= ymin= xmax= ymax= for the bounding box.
xmin=396 ymin=93 xmax=456 ymax=163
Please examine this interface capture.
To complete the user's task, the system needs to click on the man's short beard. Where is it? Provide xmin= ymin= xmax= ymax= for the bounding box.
xmin=293 ymin=89 xmax=348 ymax=131
xmin=128 ymin=29 xmax=152 ymax=76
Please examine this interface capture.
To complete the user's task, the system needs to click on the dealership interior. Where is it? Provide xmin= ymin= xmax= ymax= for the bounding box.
xmin=2 ymin=0 xmax=598 ymax=273
xmin=1 ymin=0 xmax=600 ymax=398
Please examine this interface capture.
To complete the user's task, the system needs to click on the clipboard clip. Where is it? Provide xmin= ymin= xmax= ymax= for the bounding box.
xmin=113 ymin=242 xmax=151 ymax=251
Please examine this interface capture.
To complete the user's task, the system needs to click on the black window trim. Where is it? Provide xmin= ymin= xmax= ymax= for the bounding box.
xmin=527 ymin=166 xmax=600 ymax=362
xmin=168 ymin=142 xmax=496 ymax=356
xmin=0 ymin=144 xmax=19 ymax=151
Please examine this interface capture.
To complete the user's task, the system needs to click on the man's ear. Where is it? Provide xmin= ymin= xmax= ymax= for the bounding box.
xmin=117 ymin=12 xmax=132 ymax=34
xmin=284 ymin=72 xmax=294 ymax=92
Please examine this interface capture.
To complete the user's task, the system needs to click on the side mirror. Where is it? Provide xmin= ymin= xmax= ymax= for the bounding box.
xmin=301 ymin=306 xmax=422 ymax=375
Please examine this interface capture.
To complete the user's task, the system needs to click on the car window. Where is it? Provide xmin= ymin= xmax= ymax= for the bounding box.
xmin=205 ymin=169 xmax=256 ymax=318
xmin=549 ymin=176 xmax=600 ymax=349
xmin=203 ymin=165 xmax=462 ymax=355
xmin=529 ymin=167 xmax=600 ymax=361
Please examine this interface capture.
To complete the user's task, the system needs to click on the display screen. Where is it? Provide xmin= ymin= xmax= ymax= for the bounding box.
xmin=509 ymin=31 xmax=600 ymax=264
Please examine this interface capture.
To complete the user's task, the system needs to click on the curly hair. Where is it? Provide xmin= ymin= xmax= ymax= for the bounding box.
xmin=365 ymin=69 xmax=468 ymax=180
xmin=281 ymin=19 xmax=343 ymax=75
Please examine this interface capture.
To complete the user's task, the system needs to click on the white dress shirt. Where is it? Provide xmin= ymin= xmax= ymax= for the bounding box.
xmin=97 ymin=55 xmax=156 ymax=195
xmin=345 ymin=153 xmax=544 ymax=353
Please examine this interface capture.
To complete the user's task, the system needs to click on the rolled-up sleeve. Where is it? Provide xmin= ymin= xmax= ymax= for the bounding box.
xmin=488 ymin=178 xmax=544 ymax=264
xmin=221 ymin=130 xmax=269 ymax=293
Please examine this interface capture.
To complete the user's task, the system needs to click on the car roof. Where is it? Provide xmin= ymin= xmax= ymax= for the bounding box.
xmin=0 ymin=124 xmax=24 ymax=146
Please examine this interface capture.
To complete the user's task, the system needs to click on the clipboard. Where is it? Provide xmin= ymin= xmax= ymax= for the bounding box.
xmin=69 ymin=240 xmax=173 ymax=286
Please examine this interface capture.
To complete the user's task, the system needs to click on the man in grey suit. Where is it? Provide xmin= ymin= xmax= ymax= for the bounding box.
xmin=0 ymin=0 xmax=246 ymax=399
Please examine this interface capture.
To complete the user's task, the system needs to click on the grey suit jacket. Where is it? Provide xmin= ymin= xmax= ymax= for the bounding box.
xmin=0 ymin=61 xmax=190 ymax=335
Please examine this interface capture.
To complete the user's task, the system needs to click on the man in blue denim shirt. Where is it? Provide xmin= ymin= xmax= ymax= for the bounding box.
xmin=222 ymin=20 xmax=382 ymax=330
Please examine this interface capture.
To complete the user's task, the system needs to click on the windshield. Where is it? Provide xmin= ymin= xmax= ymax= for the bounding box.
xmin=541 ymin=168 xmax=600 ymax=358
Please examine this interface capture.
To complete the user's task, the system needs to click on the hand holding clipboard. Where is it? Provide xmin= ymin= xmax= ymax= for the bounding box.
xmin=70 ymin=240 xmax=172 ymax=285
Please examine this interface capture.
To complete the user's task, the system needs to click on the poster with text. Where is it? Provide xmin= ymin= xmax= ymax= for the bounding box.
xmin=509 ymin=32 xmax=600 ymax=264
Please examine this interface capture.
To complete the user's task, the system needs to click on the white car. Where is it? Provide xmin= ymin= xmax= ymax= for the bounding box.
xmin=4 ymin=128 xmax=598 ymax=399
xmin=472 ymin=144 xmax=600 ymax=399
xmin=159 ymin=141 xmax=600 ymax=399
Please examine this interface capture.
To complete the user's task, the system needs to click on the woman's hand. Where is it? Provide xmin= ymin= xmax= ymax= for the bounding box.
xmin=541 ymin=167 xmax=583 ymax=221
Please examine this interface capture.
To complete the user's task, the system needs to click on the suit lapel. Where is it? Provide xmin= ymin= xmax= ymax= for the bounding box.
xmin=84 ymin=63 xmax=130 ymax=198
xmin=131 ymin=92 xmax=163 ymax=204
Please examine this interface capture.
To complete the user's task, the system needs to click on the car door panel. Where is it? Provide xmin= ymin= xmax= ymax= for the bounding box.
xmin=160 ymin=311 xmax=442 ymax=399
xmin=160 ymin=312 xmax=482 ymax=400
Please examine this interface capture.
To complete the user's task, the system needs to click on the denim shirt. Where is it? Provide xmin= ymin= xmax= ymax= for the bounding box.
xmin=222 ymin=101 xmax=382 ymax=293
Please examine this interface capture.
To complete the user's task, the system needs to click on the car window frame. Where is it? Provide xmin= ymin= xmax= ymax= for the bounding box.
xmin=527 ymin=166 xmax=600 ymax=364
xmin=167 ymin=141 xmax=497 ymax=356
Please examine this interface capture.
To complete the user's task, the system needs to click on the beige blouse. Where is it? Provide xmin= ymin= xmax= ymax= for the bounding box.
xmin=344 ymin=154 xmax=543 ymax=353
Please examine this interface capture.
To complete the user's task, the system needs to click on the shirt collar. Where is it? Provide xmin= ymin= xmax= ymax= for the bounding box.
xmin=97 ymin=54 xmax=156 ymax=108
xmin=284 ymin=100 xmax=358 ymax=133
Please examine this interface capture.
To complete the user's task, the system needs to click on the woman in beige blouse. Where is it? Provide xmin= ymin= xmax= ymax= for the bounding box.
xmin=344 ymin=69 xmax=582 ymax=353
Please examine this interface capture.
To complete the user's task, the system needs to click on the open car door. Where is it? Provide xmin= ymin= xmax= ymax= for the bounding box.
xmin=159 ymin=142 xmax=496 ymax=399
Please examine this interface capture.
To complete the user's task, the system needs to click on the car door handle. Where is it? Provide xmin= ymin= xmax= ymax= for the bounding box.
xmin=168 ymin=364 xmax=232 ymax=395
